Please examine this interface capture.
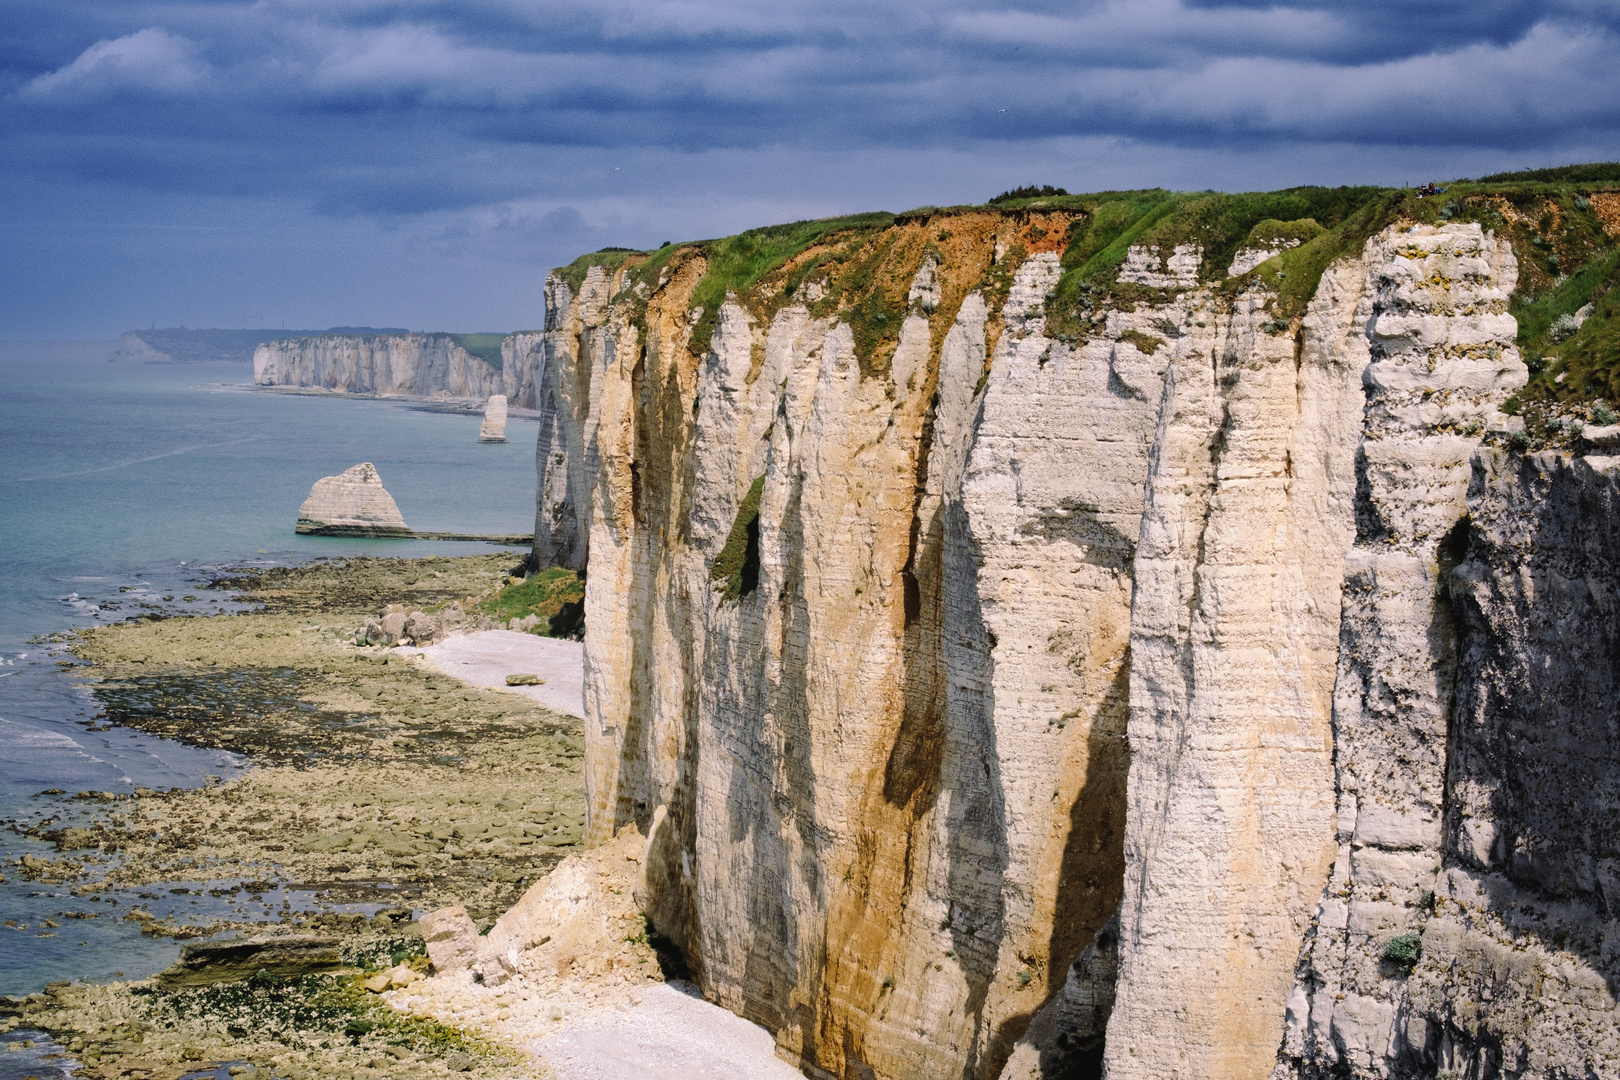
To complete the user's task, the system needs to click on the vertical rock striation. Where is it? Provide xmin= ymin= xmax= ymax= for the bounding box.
xmin=1105 ymin=253 xmax=1373 ymax=1080
xmin=529 ymin=205 xmax=1620 ymax=1079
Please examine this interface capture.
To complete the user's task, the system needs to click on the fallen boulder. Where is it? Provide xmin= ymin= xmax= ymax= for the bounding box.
xmin=361 ymin=601 xmax=467 ymax=646
xmin=295 ymin=463 xmax=412 ymax=537
xmin=420 ymin=906 xmax=480 ymax=975
xmin=363 ymin=964 xmax=425 ymax=993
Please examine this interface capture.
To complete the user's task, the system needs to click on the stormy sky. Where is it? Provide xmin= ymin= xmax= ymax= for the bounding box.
xmin=3 ymin=0 xmax=1617 ymax=337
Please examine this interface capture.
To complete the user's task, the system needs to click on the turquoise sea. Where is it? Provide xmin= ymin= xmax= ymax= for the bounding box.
xmin=0 ymin=342 xmax=538 ymax=999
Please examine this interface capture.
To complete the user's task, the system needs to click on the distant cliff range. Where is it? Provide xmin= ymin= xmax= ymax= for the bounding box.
xmin=253 ymin=331 xmax=543 ymax=409
xmin=109 ymin=327 xmax=407 ymax=364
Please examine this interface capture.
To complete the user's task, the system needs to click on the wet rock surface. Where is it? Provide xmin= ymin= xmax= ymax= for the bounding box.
xmin=1 ymin=932 xmax=530 ymax=1080
xmin=156 ymin=935 xmax=344 ymax=987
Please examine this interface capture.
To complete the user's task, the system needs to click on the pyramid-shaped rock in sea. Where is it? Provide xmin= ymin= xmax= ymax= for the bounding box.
xmin=295 ymin=463 xmax=412 ymax=537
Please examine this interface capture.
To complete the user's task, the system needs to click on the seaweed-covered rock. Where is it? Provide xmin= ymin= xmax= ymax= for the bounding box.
xmin=155 ymin=934 xmax=343 ymax=986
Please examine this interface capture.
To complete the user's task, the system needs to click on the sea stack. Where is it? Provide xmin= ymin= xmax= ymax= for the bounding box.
xmin=478 ymin=394 xmax=508 ymax=442
xmin=295 ymin=463 xmax=412 ymax=537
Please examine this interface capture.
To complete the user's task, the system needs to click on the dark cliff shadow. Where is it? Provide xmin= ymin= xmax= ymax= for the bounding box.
xmin=1044 ymin=662 xmax=1130 ymax=987
xmin=732 ymin=460 xmax=817 ymax=1040
xmin=1017 ymin=499 xmax=1136 ymax=571
xmin=934 ymin=498 xmax=1014 ymax=1079
xmin=1445 ymin=453 xmax=1620 ymax=1005
xmin=643 ymin=360 xmax=709 ymax=984
xmin=978 ymin=627 xmax=1131 ymax=1078
xmin=610 ymin=343 xmax=654 ymax=836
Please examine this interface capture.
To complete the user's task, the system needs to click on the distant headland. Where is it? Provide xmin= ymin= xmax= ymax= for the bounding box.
xmin=109 ymin=326 xmax=409 ymax=364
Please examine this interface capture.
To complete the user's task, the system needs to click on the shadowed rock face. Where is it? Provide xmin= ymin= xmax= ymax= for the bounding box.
xmin=532 ymin=215 xmax=1620 ymax=1080
xmin=296 ymin=462 xmax=412 ymax=537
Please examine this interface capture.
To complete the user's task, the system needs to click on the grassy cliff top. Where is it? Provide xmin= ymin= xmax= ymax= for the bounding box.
xmin=552 ymin=164 xmax=1620 ymax=405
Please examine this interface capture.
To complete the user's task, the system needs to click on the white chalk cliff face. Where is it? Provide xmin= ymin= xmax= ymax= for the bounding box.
xmin=254 ymin=333 xmax=541 ymax=408
xmin=532 ymin=217 xmax=1619 ymax=1079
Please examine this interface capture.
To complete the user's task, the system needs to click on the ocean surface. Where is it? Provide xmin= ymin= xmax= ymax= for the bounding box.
xmin=0 ymin=342 xmax=539 ymax=997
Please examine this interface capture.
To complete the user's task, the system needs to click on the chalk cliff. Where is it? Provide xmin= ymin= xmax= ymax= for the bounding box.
xmin=530 ymin=187 xmax=1620 ymax=1079
xmin=254 ymin=332 xmax=542 ymax=407
xmin=113 ymin=327 xmax=406 ymax=364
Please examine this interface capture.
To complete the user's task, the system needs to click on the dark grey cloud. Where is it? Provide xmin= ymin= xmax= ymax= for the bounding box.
xmin=1 ymin=0 xmax=1617 ymax=335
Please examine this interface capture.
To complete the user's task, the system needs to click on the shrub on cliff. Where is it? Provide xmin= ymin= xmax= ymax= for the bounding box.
xmin=477 ymin=567 xmax=586 ymax=637
xmin=988 ymin=185 xmax=1069 ymax=204
xmin=1382 ymin=932 xmax=1422 ymax=970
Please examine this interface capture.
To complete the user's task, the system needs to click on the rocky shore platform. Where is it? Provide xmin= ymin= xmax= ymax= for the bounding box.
xmin=0 ymin=556 xmax=587 ymax=1077
xmin=3 ymin=554 xmax=792 ymax=1079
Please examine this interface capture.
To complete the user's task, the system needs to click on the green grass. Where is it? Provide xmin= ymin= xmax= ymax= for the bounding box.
xmin=476 ymin=567 xmax=586 ymax=637
xmin=1042 ymin=186 xmax=1393 ymax=340
xmin=1244 ymin=217 xmax=1325 ymax=247
xmin=710 ymin=476 xmax=765 ymax=601
xmin=548 ymin=165 xmax=1620 ymax=406
xmin=1382 ymin=932 xmax=1422 ymax=969
xmin=446 ymin=333 xmax=507 ymax=370
xmin=1117 ymin=329 xmax=1165 ymax=355
xmin=1536 ymin=256 xmax=1620 ymax=403
xmin=1248 ymin=191 xmax=1405 ymax=319
xmin=1475 ymin=162 xmax=1620 ymax=184
xmin=680 ymin=212 xmax=896 ymax=358
xmin=555 ymin=247 xmax=645 ymax=295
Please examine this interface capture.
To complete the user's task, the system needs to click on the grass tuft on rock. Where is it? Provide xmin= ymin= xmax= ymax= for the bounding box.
xmin=554 ymin=247 xmax=646 ymax=296
xmin=476 ymin=567 xmax=586 ymax=637
xmin=681 ymin=212 xmax=897 ymax=359
xmin=711 ymin=476 xmax=766 ymax=601
xmin=1382 ymin=931 xmax=1422 ymax=970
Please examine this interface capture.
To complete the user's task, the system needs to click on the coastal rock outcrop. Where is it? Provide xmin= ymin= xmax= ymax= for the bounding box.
xmin=528 ymin=195 xmax=1620 ymax=1079
xmin=296 ymin=463 xmax=411 ymax=537
xmin=1274 ymin=445 xmax=1620 ymax=1080
xmin=253 ymin=332 xmax=541 ymax=407
xmin=480 ymin=395 xmax=509 ymax=442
